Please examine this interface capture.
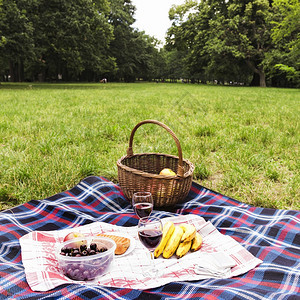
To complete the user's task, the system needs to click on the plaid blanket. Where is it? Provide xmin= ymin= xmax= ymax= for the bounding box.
xmin=0 ymin=176 xmax=299 ymax=299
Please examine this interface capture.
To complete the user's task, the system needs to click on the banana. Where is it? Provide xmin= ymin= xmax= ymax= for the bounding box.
xmin=191 ymin=232 xmax=203 ymax=252
xmin=176 ymin=240 xmax=192 ymax=258
xmin=154 ymin=221 xmax=175 ymax=258
xmin=179 ymin=223 xmax=196 ymax=242
xmin=163 ymin=226 xmax=184 ymax=259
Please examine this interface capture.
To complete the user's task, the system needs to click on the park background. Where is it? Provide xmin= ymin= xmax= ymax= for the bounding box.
xmin=1 ymin=0 xmax=299 ymax=87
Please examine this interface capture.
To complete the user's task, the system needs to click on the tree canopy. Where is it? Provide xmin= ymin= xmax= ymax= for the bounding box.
xmin=166 ymin=0 xmax=299 ymax=87
xmin=0 ymin=0 xmax=162 ymax=82
xmin=0 ymin=0 xmax=299 ymax=87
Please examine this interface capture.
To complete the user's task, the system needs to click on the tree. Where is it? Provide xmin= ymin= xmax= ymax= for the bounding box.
xmin=167 ymin=0 xmax=274 ymax=87
xmin=107 ymin=0 xmax=137 ymax=81
xmin=130 ymin=31 xmax=162 ymax=80
xmin=162 ymin=48 xmax=189 ymax=81
xmin=0 ymin=0 xmax=115 ymax=82
xmin=31 ymin=0 xmax=114 ymax=81
xmin=108 ymin=0 xmax=164 ymax=82
xmin=0 ymin=0 xmax=35 ymax=81
xmin=266 ymin=0 xmax=300 ymax=87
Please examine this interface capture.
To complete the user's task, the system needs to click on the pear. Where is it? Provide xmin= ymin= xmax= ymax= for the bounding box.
xmin=159 ymin=168 xmax=176 ymax=176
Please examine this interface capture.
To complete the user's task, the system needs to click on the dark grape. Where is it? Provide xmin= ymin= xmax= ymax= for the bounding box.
xmin=60 ymin=242 xmax=109 ymax=257
xmin=80 ymin=244 xmax=87 ymax=252
xmin=90 ymin=243 xmax=97 ymax=251
xmin=89 ymin=250 xmax=96 ymax=255
xmin=72 ymin=249 xmax=80 ymax=256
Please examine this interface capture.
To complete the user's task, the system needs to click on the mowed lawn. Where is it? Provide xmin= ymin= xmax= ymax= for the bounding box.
xmin=0 ymin=82 xmax=299 ymax=210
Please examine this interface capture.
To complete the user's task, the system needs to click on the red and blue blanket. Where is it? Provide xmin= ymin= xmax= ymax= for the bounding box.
xmin=0 ymin=176 xmax=299 ymax=299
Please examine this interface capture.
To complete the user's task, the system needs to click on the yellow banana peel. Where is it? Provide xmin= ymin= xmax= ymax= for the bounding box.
xmin=154 ymin=221 xmax=175 ymax=258
xmin=191 ymin=232 xmax=203 ymax=252
xmin=176 ymin=240 xmax=192 ymax=258
xmin=179 ymin=223 xmax=196 ymax=242
xmin=163 ymin=226 xmax=184 ymax=259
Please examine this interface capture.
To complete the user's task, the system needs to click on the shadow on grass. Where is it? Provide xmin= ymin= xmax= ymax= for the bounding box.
xmin=0 ymin=82 xmax=122 ymax=90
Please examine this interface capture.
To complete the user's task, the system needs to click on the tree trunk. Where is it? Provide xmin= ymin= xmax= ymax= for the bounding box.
xmin=246 ymin=60 xmax=266 ymax=87
xmin=19 ymin=59 xmax=24 ymax=82
xmin=250 ymin=72 xmax=260 ymax=86
xmin=258 ymin=70 xmax=266 ymax=87
xmin=10 ymin=61 xmax=16 ymax=82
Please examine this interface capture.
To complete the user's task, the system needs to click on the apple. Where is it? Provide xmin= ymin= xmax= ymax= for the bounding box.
xmin=159 ymin=168 xmax=176 ymax=176
xmin=63 ymin=232 xmax=87 ymax=248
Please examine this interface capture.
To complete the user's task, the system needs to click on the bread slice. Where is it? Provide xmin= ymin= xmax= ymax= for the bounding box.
xmin=97 ymin=233 xmax=130 ymax=255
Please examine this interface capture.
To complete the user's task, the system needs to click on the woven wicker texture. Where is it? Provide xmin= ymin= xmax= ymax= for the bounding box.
xmin=117 ymin=120 xmax=194 ymax=207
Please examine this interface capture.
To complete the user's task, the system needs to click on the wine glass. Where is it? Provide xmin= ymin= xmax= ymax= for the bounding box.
xmin=137 ymin=216 xmax=163 ymax=277
xmin=132 ymin=192 xmax=153 ymax=218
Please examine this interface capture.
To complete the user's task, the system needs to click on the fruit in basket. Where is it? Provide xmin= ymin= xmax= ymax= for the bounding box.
xmin=154 ymin=221 xmax=175 ymax=258
xmin=191 ymin=232 xmax=203 ymax=252
xmin=179 ymin=223 xmax=196 ymax=242
xmin=176 ymin=239 xmax=192 ymax=258
xmin=159 ymin=168 xmax=176 ymax=176
xmin=63 ymin=232 xmax=87 ymax=248
xmin=163 ymin=226 xmax=184 ymax=259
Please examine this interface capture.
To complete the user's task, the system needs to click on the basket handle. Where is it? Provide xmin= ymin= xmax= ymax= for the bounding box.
xmin=126 ymin=120 xmax=185 ymax=177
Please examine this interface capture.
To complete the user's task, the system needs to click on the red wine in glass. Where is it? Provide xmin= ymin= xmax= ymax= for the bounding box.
xmin=134 ymin=203 xmax=153 ymax=218
xmin=132 ymin=192 xmax=153 ymax=218
xmin=138 ymin=229 xmax=162 ymax=250
xmin=137 ymin=216 xmax=163 ymax=277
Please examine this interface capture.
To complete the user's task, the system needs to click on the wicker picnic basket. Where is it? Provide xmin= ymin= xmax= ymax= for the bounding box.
xmin=117 ymin=120 xmax=194 ymax=207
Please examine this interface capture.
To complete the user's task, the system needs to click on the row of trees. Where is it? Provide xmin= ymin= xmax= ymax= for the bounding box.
xmin=0 ymin=0 xmax=299 ymax=87
xmin=166 ymin=0 xmax=299 ymax=87
xmin=0 ymin=0 xmax=163 ymax=82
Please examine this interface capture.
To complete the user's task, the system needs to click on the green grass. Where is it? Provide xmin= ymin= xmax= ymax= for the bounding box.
xmin=0 ymin=82 xmax=299 ymax=210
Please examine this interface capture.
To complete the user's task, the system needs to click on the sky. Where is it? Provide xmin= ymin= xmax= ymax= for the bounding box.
xmin=131 ymin=0 xmax=186 ymax=43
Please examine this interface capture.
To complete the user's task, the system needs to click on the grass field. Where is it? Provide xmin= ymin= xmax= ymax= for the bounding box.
xmin=0 ymin=82 xmax=299 ymax=211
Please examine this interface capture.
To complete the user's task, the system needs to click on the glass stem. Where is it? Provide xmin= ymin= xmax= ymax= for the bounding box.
xmin=149 ymin=250 xmax=157 ymax=274
xmin=150 ymin=251 xmax=154 ymax=261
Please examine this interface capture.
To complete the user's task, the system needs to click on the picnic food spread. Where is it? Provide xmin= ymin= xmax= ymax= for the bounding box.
xmin=57 ymin=219 xmax=202 ymax=281
xmin=20 ymin=213 xmax=265 ymax=292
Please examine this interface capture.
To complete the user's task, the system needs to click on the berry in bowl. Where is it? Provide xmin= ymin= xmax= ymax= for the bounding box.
xmin=57 ymin=236 xmax=116 ymax=281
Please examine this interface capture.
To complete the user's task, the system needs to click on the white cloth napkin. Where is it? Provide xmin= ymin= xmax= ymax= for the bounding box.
xmin=193 ymin=252 xmax=236 ymax=278
xmin=20 ymin=215 xmax=262 ymax=291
